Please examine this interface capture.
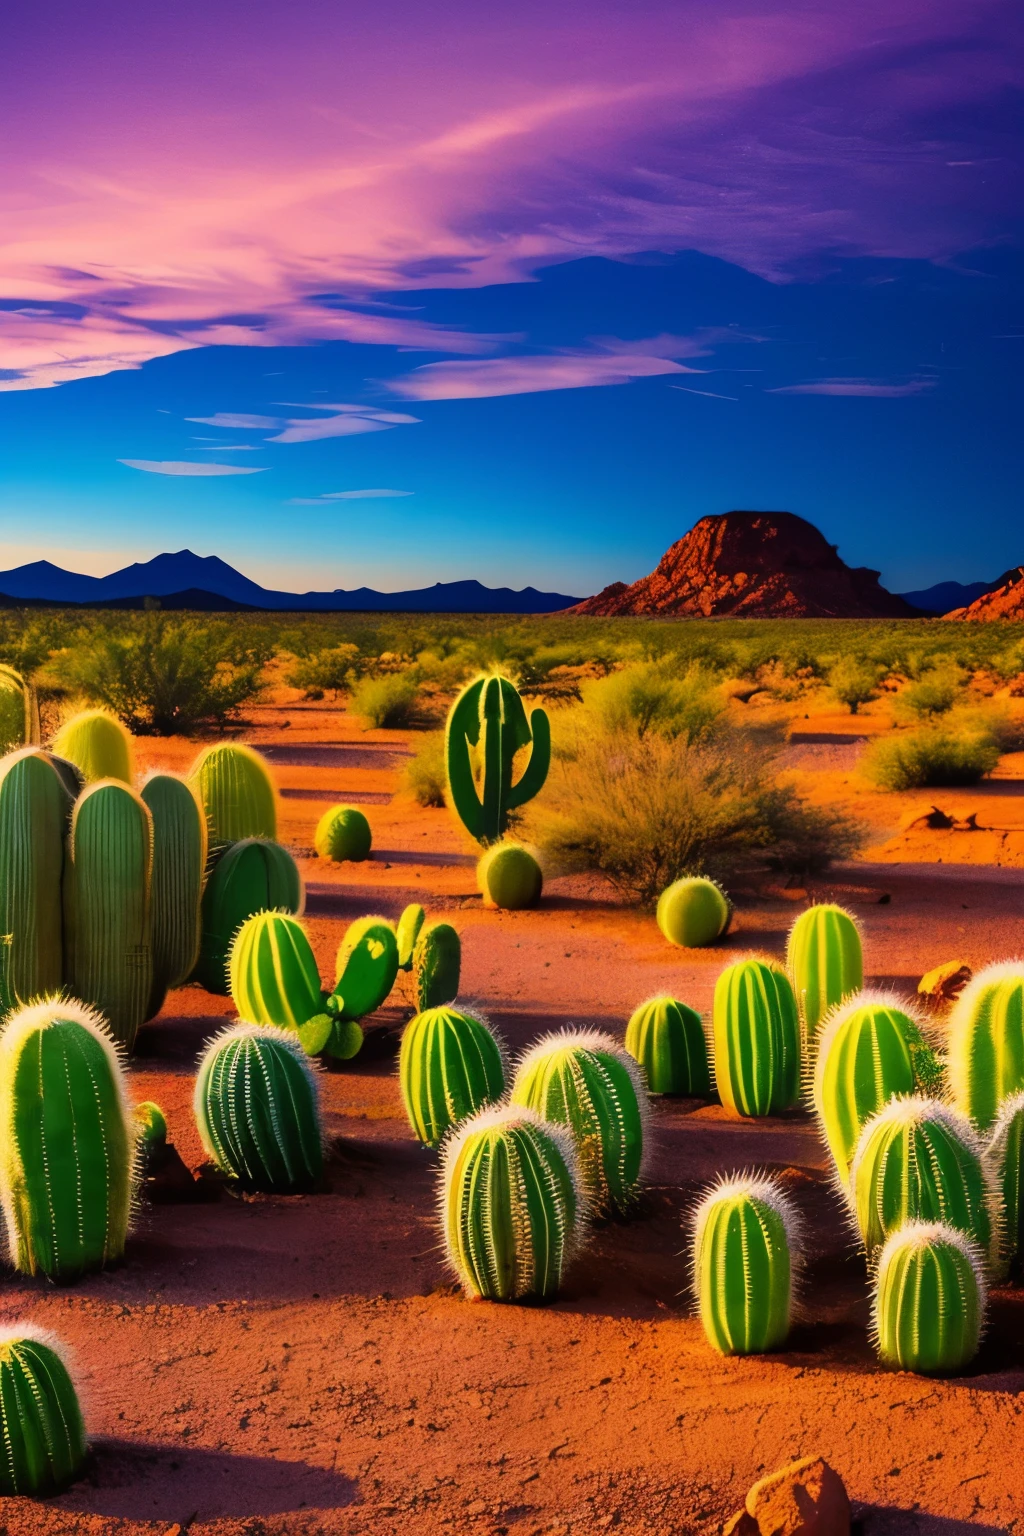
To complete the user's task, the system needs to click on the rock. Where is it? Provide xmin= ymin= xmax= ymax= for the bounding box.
xmin=745 ymin=1455 xmax=851 ymax=1536
xmin=724 ymin=1512 xmax=760 ymax=1536
xmin=919 ymin=959 xmax=973 ymax=1002
xmin=945 ymin=565 xmax=1024 ymax=621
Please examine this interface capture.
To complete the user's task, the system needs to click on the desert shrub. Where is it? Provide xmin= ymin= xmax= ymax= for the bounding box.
xmin=287 ymin=644 xmax=360 ymax=696
xmin=581 ymin=663 xmax=725 ymax=743
xmin=829 ymin=657 xmax=882 ymax=714
xmin=895 ymin=664 xmax=966 ymax=720
xmin=402 ymin=731 xmax=447 ymax=807
xmin=862 ymin=727 xmax=1001 ymax=790
xmin=349 ymin=673 xmax=420 ymax=730
xmin=948 ymin=702 xmax=1024 ymax=753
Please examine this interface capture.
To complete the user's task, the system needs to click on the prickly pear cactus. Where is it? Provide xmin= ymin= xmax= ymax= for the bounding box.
xmin=330 ymin=916 xmax=398 ymax=1022
xmin=691 ymin=1175 xmax=801 ymax=1356
xmin=400 ymin=1005 xmax=504 ymax=1146
xmin=315 ymin=805 xmax=372 ymax=862
xmin=624 ymin=996 xmax=710 ymax=1096
xmin=712 ymin=957 xmax=801 ymax=1118
xmin=445 ymin=674 xmax=550 ymax=846
xmin=141 ymin=772 xmax=207 ymax=1019
xmin=229 ymin=910 xmax=325 ymax=1031
xmin=395 ymin=904 xmax=425 ymax=970
xmin=194 ymin=838 xmax=303 ymax=994
xmin=947 ymin=961 xmax=1024 ymax=1132
xmin=656 ymin=877 xmax=729 ymax=948
xmin=0 ymin=1329 xmax=87 ymax=1495
xmin=872 ymin=1221 xmax=984 ymax=1374
xmin=786 ymin=902 xmax=863 ymax=1040
xmin=189 ymin=742 xmax=277 ymax=846
xmin=0 ymin=749 xmax=71 ymax=1016
xmin=987 ymin=1090 xmax=1024 ymax=1270
xmin=477 ymin=842 xmax=543 ymax=910
xmin=413 ymin=922 xmax=461 ymax=1011
xmin=52 ymin=709 xmax=133 ymax=785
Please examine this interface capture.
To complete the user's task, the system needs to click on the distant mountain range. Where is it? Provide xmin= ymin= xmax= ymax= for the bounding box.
xmin=896 ymin=579 xmax=993 ymax=615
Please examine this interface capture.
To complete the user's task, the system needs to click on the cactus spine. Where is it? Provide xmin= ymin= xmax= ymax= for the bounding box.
xmin=712 ymin=958 xmax=801 ymax=1118
xmin=400 ymin=1005 xmax=505 ymax=1146
xmin=194 ymin=838 xmax=303 ymax=993
xmin=692 ymin=1175 xmax=801 ymax=1356
xmin=141 ymin=772 xmax=207 ymax=1018
xmin=445 ymin=674 xmax=550 ymax=846
xmin=413 ymin=921 xmax=461 ymax=1011
xmin=625 ymin=996 xmax=710 ymax=1096
xmin=442 ymin=1105 xmax=582 ymax=1302
xmin=230 ymin=910 xmax=326 ymax=1031
xmin=872 ymin=1222 xmax=985 ymax=1374
xmin=656 ymin=877 xmax=729 ymax=948
xmin=0 ymin=1329 xmax=87 ymax=1495
xmin=0 ymin=750 xmax=70 ymax=1016
xmin=987 ymin=1090 xmax=1024 ymax=1270
xmin=786 ymin=902 xmax=863 ymax=1040
xmin=0 ymin=999 xmax=135 ymax=1279
xmin=52 ymin=709 xmax=133 ymax=785
xmin=331 ymin=916 xmax=398 ymax=1021
xmin=947 ymin=961 xmax=1024 ymax=1131
xmin=194 ymin=1024 xmax=322 ymax=1193
xmin=0 ymin=666 xmax=30 ymax=756
xmin=189 ymin=742 xmax=277 ymax=846
xmin=315 ymin=804 xmax=371 ymax=862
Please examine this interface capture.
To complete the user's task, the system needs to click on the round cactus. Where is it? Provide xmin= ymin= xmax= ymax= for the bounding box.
xmin=477 ymin=842 xmax=543 ymax=910
xmin=413 ymin=921 xmax=461 ymax=1011
xmin=624 ymin=996 xmax=710 ymax=1096
xmin=229 ymin=910 xmax=325 ymax=1031
xmin=194 ymin=1023 xmax=322 ymax=1193
xmin=52 ymin=709 xmax=133 ymax=786
xmin=987 ymin=1090 xmax=1024 ymax=1270
xmin=691 ymin=1175 xmax=801 ymax=1356
xmin=194 ymin=838 xmax=303 ymax=994
xmin=872 ymin=1222 xmax=985 ymax=1374
xmin=511 ymin=1029 xmax=646 ymax=1214
xmin=400 ymin=1005 xmax=505 ymax=1147
xmin=712 ymin=957 xmax=801 ymax=1118
xmin=395 ymin=903 xmax=425 ymax=970
xmin=786 ymin=902 xmax=863 ymax=1040
xmin=189 ymin=742 xmax=277 ymax=846
xmin=141 ymin=772 xmax=207 ymax=1018
xmin=0 ymin=1328 xmax=87 ymax=1495
xmin=0 ymin=749 xmax=71 ymax=1016
xmin=135 ymin=1100 xmax=167 ymax=1147
xmin=331 ymin=916 xmax=399 ymax=1021
xmin=656 ymin=877 xmax=729 ymax=948
xmin=315 ymin=805 xmax=372 ymax=862
xmin=441 ymin=1105 xmax=582 ymax=1302
xmin=947 ymin=961 xmax=1024 ymax=1132
xmin=0 ymin=666 xmax=30 ymax=757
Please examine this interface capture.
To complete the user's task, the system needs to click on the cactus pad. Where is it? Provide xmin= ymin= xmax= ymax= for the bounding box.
xmin=331 ymin=916 xmax=398 ymax=1021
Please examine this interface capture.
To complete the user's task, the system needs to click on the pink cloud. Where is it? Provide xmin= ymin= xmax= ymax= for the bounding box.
xmin=767 ymin=378 xmax=937 ymax=397
xmin=391 ymin=352 xmax=699 ymax=399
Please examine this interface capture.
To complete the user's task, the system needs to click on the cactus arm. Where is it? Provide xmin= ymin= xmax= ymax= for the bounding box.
xmin=506 ymin=707 xmax=551 ymax=810
xmin=444 ymin=679 xmax=485 ymax=842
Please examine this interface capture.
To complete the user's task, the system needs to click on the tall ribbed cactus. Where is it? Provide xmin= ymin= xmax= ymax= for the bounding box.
xmin=229 ymin=911 xmax=326 ymax=1031
xmin=52 ymin=709 xmax=133 ymax=785
xmin=712 ymin=957 xmax=801 ymax=1118
xmin=947 ymin=961 xmax=1024 ymax=1132
xmin=445 ymin=674 xmax=550 ymax=846
xmin=691 ymin=1175 xmax=801 ymax=1356
xmin=0 ymin=749 xmax=70 ymax=1015
xmin=0 ymin=999 xmax=135 ymax=1279
xmin=331 ymin=916 xmax=398 ymax=1021
xmin=189 ymin=742 xmax=277 ymax=846
xmin=400 ymin=1005 xmax=505 ymax=1146
xmin=0 ymin=1329 xmax=87 ymax=1495
xmin=194 ymin=838 xmax=303 ymax=993
xmin=194 ymin=1024 xmax=322 ymax=1193
xmin=64 ymin=780 xmax=152 ymax=1050
xmin=442 ymin=1105 xmax=582 ymax=1302
xmin=511 ymin=1029 xmax=646 ymax=1214
xmin=656 ymin=877 xmax=729 ymax=948
xmin=0 ymin=666 xmax=30 ymax=757
xmin=625 ymin=996 xmax=710 ymax=1096
xmin=413 ymin=922 xmax=461 ymax=1011
xmin=141 ymin=772 xmax=207 ymax=1019
xmin=872 ymin=1222 xmax=985 ymax=1374
xmin=987 ymin=1090 xmax=1024 ymax=1270
xmin=787 ymin=903 xmax=863 ymax=1040
xmin=813 ymin=992 xmax=943 ymax=1185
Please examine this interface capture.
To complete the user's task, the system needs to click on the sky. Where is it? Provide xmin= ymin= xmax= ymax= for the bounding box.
xmin=0 ymin=0 xmax=1021 ymax=597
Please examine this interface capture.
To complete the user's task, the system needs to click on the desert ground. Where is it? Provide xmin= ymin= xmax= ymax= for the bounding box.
xmin=3 ymin=689 xmax=1022 ymax=1536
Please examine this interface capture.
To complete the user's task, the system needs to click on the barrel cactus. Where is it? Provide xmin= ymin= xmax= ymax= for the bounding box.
xmin=445 ymin=674 xmax=550 ymax=846
xmin=194 ymin=1023 xmax=322 ymax=1193
xmin=712 ymin=957 xmax=801 ymax=1118
xmin=656 ymin=877 xmax=729 ymax=948
xmin=477 ymin=842 xmax=543 ymax=910
xmin=786 ymin=902 xmax=863 ymax=1040
xmin=141 ymin=772 xmax=207 ymax=1019
xmin=52 ymin=709 xmax=133 ymax=785
xmin=413 ymin=921 xmax=461 ymax=1011
xmin=194 ymin=838 xmax=303 ymax=993
xmin=441 ymin=1105 xmax=582 ymax=1302
xmin=511 ymin=1029 xmax=646 ymax=1214
xmin=691 ymin=1175 xmax=801 ymax=1356
xmin=229 ymin=910 xmax=326 ymax=1032
xmin=0 ymin=1328 xmax=87 ymax=1495
xmin=0 ymin=749 xmax=70 ymax=1016
xmin=396 ymin=903 xmax=425 ymax=970
xmin=315 ymin=805 xmax=371 ymax=862
xmin=331 ymin=916 xmax=399 ymax=1022
xmin=0 ymin=666 xmax=30 ymax=757
xmin=987 ymin=1090 xmax=1024 ymax=1270
xmin=624 ymin=996 xmax=710 ymax=1096
xmin=135 ymin=1100 xmax=167 ymax=1148
xmin=947 ymin=961 xmax=1024 ymax=1132
xmin=0 ymin=998 xmax=135 ymax=1279
xmin=872 ymin=1221 xmax=985 ymax=1374
xmin=400 ymin=1005 xmax=505 ymax=1147
xmin=189 ymin=741 xmax=277 ymax=846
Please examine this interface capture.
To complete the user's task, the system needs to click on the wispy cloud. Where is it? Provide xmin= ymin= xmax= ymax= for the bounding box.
xmin=266 ymin=404 xmax=419 ymax=443
xmin=671 ymin=385 xmax=739 ymax=401
xmin=767 ymin=378 xmax=937 ymax=397
xmin=187 ymin=413 xmax=283 ymax=429
xmin=118 ymin=460 xmax=269 ymax=476
xmin=287 ymin=488 xmax=414 ymax=504
xmin=193 ymin=443 xmax=263 ymax=450
xmin=390 ymin=351 xmax=700 ymax=400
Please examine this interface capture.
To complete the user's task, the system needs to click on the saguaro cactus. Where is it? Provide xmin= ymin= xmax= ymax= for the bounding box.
xmin=0 ymin=1329 xmax=87 ymax=1495
xmin=947 ymin=961 xmax=1024 ymax=1132
xmin=141 ymin=772 xmax=207 ymax=1019
xmin=987 ymin=1090 xmax=1024 ymax=1269
xmin=194 ymin=838 xmax=303 ymax=993
xmin=0 ymin=999 xmax=135 ymax=1279
xmin=625 ymin=996 xmax=710 ymax=1096
xmin=691 ymin=1175 xmax=801 ymax=1356
xmin=656 ymin=877 xmax=730 ymax=948
xmin=0 ymin=750 xmax=70 ymax=1015
xmin=0 ymin=665 xmax=30 ymax=757
xmin=229 ymin=911 xmax=326 ymax=1032
xmin=52 ymin=709 xmax=133 ymax=785
xmin=872 ymin=1222 xmax=985 ymax=1374
xmin=712 ymin=958 xmax=801 ymax=1118
xmin=189 ymin=742 xmax=277 ymax=846
xmin=412 ymin=922 xmax=461 ymax=1011
xmin=786 ymin=903 xmax=863 ymax=1040
xmin=194 ymin=1024 xmax=322 ymax=1193
xmin=441 ymin=1105 xmax=582 ymax=1302
xmin=445 ymin=674 xmax=550 ymax=846
xmin=400 ymin=1005 xmax=505 ymax=1146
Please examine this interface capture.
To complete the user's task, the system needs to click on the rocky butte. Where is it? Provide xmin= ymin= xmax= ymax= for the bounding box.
xmin=570 ymin=511 xmax=918 ymax=619
xmin=945 ymin=567 xmax=1024 ymax=620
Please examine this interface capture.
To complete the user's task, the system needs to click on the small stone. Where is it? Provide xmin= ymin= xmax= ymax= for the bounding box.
xmin=745 ymin=1456 xmax=850 ymax=1536
xmin=918 ymin=959 xmax=972 ymax=1003
xmin=724 ymin=1513 xmax=759 ymax=1536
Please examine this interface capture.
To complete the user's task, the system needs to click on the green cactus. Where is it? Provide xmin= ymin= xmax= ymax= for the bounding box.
xmin=873 ymin=1221 xmax=984 ymax=1374
xmin=0 ymin=666 xmax=30 ymax=757
xmin=0 ymin=750 xmax=71 ymax=1016
xmin=445 ymin=674 xmax=550 ymax=846
xmin=511 ymin=1029 xmax=646 ymax=1214
xmin=400 ymin=1004 xmax=505 ymax=1146
xmin=947 ymin=961 xmax=1024 ymax=1132
xmin=786 ymin=902 xmax=863 ymax=1040
xmin=52 ymin=708 xmax=133 ymax=785
xmin=813 ymin=991 xmax=944 ymax=1185
xmin=477 ymin=842 xmax=543 ymax=910
xmin=987 ymin=1090 xmax=1024 ymax=1270
xmin=229 ymin=910 xmax=325 ymax=1031
xmin=315 ymin=804 xmax=372 ymax=862
xmin=624 ymin=996 xmax=710 ymax=1096
xmin=712 ymin=957 xmax=801 ymax=1118
xmin=0 ymin=1329 xmax=87 ymax=1495
xmin=135 ymin=1100 xmax=167 ymax=1147
xmin=194 ymin=838 xmax=303 ymax=994
xmin=141 ymin=772 xmax=207 ymax=1019
xmin=656 ymin=876 xmax=730 ymax=948
xmin=413 ymin=922 xmax=461 ymax=1011
xmin=850 ymin=1096 xmax=996 ymax=1264
xmin=691 ymin=1175 xmax=801 ymax=1356
xmin=189 ymin=742 xmax=277 ymax=846
xmin=194 ymin=1023 xmax=323 ymax=1193
xmin=442 ymin=1105 xmax=582 ymax=1302
xmin=0 ymin=998 xmax=135 ymax=1279
xmin=395 ymin=903 xmax=425 ymax=970
xmin=330 ymin=916 xmax=398 ymax=1022
xmin=64 ymin=780 xmax=153 ymax=1051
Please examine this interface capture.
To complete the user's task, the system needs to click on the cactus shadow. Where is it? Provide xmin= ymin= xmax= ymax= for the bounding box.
xmin=858 ymin=1511 xmax=1006 ymax=1536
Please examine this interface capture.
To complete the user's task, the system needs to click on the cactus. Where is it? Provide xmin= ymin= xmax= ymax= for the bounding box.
xmin=141 ymin=772 xmax=207 ymax=1019
xmin=0 ymin=666 xmax=30 ymax=756
xmin=477 ymin=842 xmax=543 ymax=910
xmin=315 ymin=805 xmax=371 ymax=862
xmin=947 ymin=961 xmax=1024 ymax=1132
xmin=656 ymin=876 xmax=730 ymax=948
xmin=0 ymin=750 xmax=71 ymax=1015
xmin=712 ymin=957 xmax=801 ymax=1118
xmin=0 ymin=1328 xmax=87 ymax=1495
xmin=194 ymin=1023 xmax=322 ymax=1193
xmin=400 ymin=1005 xmax=505 ymax=1146
xmin=445 ymin=674 xmax=550 ymax=846
xmin=624 ymin=996 xmax=710 ymax=1096
xmin=813 ymin=992 xmax=944 ymax=1185
xmin=691 ymin=1175 xmax=801 ymax=1356
xmin=396 ymin=903 xmax=425 ymax=970
xmin=511 ymin=1029 xmax=646 ymax=1214
xmin=786 ymin=902 xmax=863 ymax=1040
xmin=135 ymin=1100 xmax=167 ymax=1147
xmin=194 ymin=838 xmax=303 ymax=993
xmin=229 ymin=910 xmax=326 ymax=1031
xmin=331 ymin=916 xmax=398 ymax=1021
xmin=63 ymin=780 xmax=153 ymax=1051
xmin=850 ymin=1097 xmax=995 ymax=1264
xmin=872 ymin=1222 xmax=984 ymax=1374
xmin=189 ymin=742 xmax=277 ymax=846
xmin=441 ymin=1105 xmax=582 ymax=1302
xmin=52 ymin=708 xmax=133 ymax=785
xmin=987 ymin=1091 xmax=1024 ymax=1269
xmin=0 ymin=998 xmax=135 ymax=1279
xmin=413 ymin=922 xmax=462 ymax=1011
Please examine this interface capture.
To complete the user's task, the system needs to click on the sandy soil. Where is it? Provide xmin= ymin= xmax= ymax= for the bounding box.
xmin=2 ymin=694 xmax=1023 ymax=1536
